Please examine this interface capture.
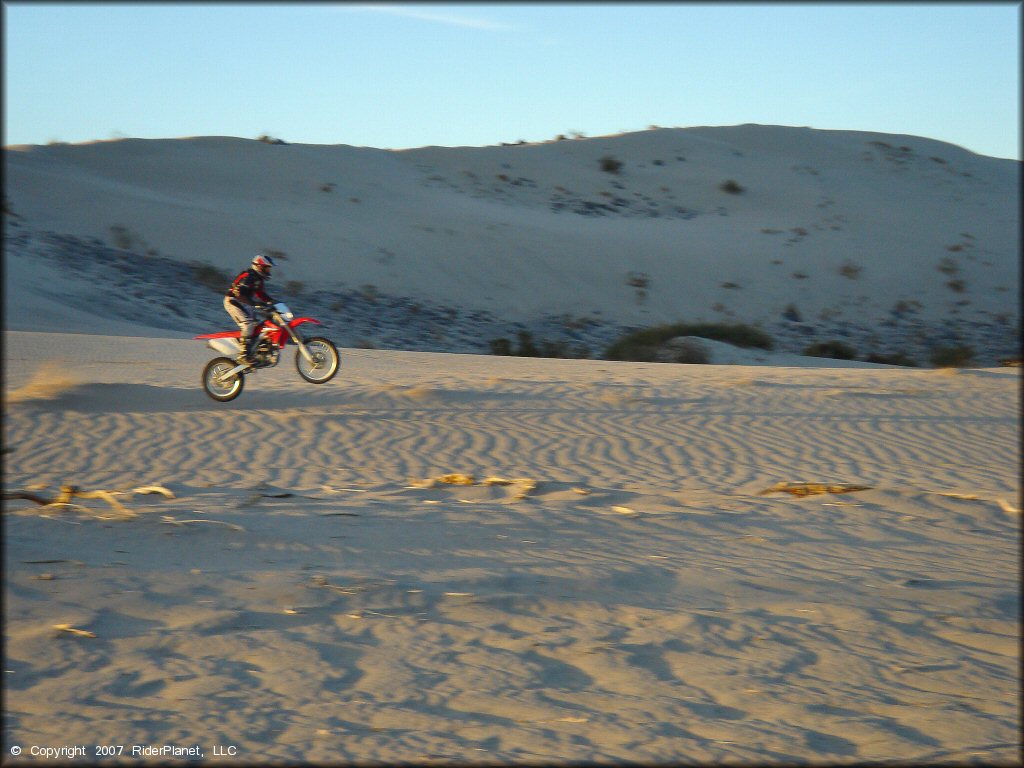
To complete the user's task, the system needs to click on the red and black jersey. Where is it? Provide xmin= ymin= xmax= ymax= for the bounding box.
xmin=227 ymin=268 xmax=273 ymax=306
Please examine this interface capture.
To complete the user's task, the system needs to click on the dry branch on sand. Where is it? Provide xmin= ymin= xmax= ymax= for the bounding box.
xmin=407 ymin=474 xmax=539 ymax=499
xmin=759 ymin=481 xmax=873 ymax=497
xmin=2 ymin=484 xmax=175 ymax=517
xmin=53 ymin=624 xmax=97 ymax=638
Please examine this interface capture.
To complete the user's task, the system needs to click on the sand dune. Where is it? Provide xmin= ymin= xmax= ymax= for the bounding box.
xmin=4 ymin=125 xmax=1019 ymax=363
xmin=3 ymin=330 xmax=1019 ymax=763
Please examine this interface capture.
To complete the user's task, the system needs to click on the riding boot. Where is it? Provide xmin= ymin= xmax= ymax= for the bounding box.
xmin=238 ymin=334 xmax=257 ymax=364
xmin=246 ymin=335 xmax=260 ymax=363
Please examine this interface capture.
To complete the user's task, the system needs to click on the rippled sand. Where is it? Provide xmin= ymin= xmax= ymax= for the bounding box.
xmin=4 ymin=332 xmax=1019 ymax=764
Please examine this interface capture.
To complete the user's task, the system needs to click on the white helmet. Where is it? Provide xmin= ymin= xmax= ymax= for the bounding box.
xmin=252 ymin=253 xmax=275 ymax=278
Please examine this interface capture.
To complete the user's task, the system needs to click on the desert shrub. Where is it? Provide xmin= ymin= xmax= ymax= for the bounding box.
xmin=626 ymin=271 xmax=650 ymax=304
xmin=515 ymin=330 xmax=540 ymax=357
xmin=109 ymin=224 xmax=137 ymax=250
xmin=663 ymin=337 xmax=711 ymax=364
xmin=257 ymin=134 xmax=288 ymax=145
xmin=488 ymin=331 xmax=540 ymax=357
xmin=489 ymin=333 xmax=588 ymax=359
xmin=285 ymin=280 xmax=304 ymax=295
xmin=929 ymin=345 xmax=975 ymax=368
xmin=539 ymin=339 xmax=570 ymax=358
xmin=719 ymin=180 xmax=744 ymax=194
xmin=605 ymin=322 xmax=772 ymax=361
xmin=559 ymin=314 xmax=595 ymax=331
xmin=782 ymin=303 xmax=802 ymax=322
xmin=626 ymin=271 xmax=650 ymax=290
xmin=600 ymin=155 xmax=623 ymax=174
xmin=946 ymin=278 xmax=967 ymax=293
xmin=803 ymin=340 xmax=858 ymax=360
xmin=838 ymin=261 xmax=863 ymax=279
xmin=574 ymin=343 xmax=592 ymax=359
xmin=937 ymin=257 xmax=959 ymax=276
xmin=675 ymin=347 xmax=710 ymax=365
xmin=891 ymin=299 xmax=922 ymax=318
xmin=865 ymin=351 xmax=918 ymax=367
xmin=192 ymin=263 xmax=231 ymax=292
xmin=489 ymin=338 xmax=513 ymax=356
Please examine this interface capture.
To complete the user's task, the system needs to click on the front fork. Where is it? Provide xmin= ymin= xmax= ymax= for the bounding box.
xmin=284 ymin=322 xmax=316 ymax=364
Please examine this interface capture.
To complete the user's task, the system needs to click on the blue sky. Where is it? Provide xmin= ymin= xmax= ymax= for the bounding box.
xmin=3 ymin=2 xmax=1020 ymax=159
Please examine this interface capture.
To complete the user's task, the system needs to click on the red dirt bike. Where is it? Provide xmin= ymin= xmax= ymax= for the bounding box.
xmin=195 ymin=302 xmax=339 ymax=401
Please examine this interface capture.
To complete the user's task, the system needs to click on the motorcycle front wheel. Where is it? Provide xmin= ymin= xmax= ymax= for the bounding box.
xmin=203 ymin=357 xmax=245 ymax=401
xmin=295 ymin=337 xmax=339 ymax=384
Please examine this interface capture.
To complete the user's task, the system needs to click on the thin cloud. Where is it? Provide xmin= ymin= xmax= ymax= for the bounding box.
xmin=346 ymin=4 xmax=518 ymax=32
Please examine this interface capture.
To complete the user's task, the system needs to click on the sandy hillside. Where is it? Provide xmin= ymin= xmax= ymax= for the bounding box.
xmin=4 ymin=125 xmax=1019 ymax=363
xmin=3 ymin=329 xmax=1020 ymax=764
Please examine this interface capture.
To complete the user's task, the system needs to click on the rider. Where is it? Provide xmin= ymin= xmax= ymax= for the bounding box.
xmin=225 ymin=253 xmax=277 ymax=364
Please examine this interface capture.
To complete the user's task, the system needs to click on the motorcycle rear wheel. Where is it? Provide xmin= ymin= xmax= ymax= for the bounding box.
xmin=203 ymin=357 xmax=245 ymax=401
xmin=296 ymin=337 xmax=339 ymax=384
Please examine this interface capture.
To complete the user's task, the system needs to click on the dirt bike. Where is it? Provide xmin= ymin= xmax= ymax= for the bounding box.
xmin=195 ymin=302 xmax=339 ymax=401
